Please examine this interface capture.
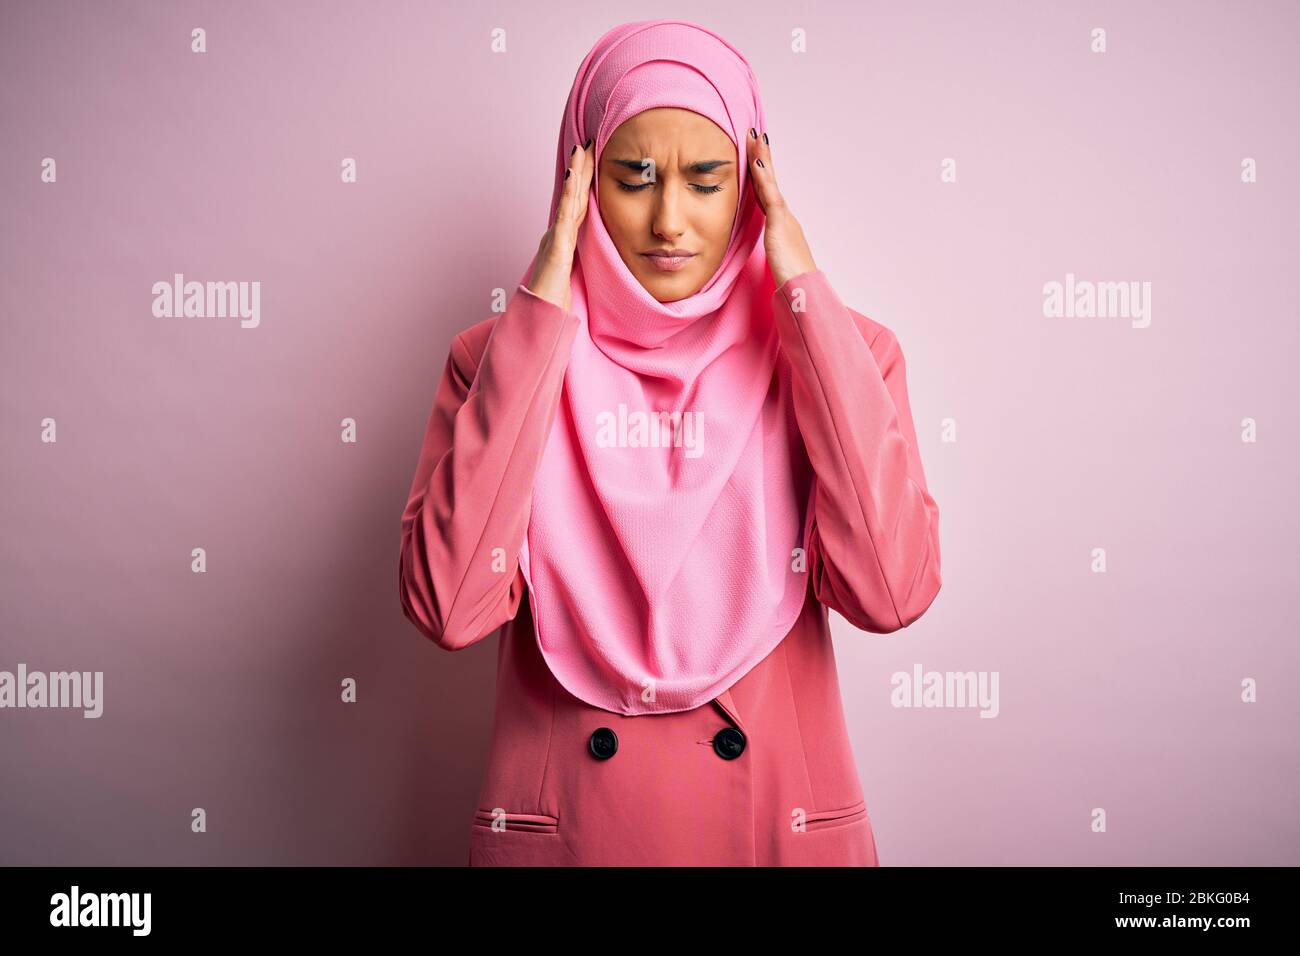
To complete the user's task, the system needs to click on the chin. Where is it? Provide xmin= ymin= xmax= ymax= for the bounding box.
xmin=639 ymin=271 xmax=696 ymax=302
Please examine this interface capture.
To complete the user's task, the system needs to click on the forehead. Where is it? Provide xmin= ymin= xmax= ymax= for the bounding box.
xmin=606 ymin=107 xmax=735 ymax=152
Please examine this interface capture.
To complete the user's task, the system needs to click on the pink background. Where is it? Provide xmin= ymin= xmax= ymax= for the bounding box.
xmin=2 ymin=0 xmax=1297 ymax=865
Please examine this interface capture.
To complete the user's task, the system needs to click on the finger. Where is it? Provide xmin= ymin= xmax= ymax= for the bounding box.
xmin=570 ymin=138 xmax=592 ymax=224
xmin=557 ymin=142 xmax=580 ymax=225
xmin=759 ymin=129 xmax=773 ymax=170
xmin=746 ymin=127 xmax=785 ymax=214
xmin=575 ymin=137 xmax=596 ymax=227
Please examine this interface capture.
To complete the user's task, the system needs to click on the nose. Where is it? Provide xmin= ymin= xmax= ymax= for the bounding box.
xmin=651 ymin=186 xmax=686 ymax=244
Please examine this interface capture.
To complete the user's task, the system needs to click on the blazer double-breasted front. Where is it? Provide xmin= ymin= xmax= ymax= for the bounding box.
xmin=399 ymin=268 xmax=942 ymax=866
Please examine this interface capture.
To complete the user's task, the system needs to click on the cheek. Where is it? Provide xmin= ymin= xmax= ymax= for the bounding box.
xmin=601 ymin=199 xmax=651 ymax=266
xmin=710 ymin=202 xmax=735 ymax=233
xmin=703 ymin=196 xmax=738 ymax=251
xmin=598 ymin=192 xmax=633 ymax=239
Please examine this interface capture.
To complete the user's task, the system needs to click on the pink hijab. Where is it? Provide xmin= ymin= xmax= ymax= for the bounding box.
xmin=514 ymin=19 xmax=814 ymax=715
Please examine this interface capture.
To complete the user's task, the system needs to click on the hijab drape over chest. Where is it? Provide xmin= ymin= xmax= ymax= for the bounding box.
xmin=513 ymin=19 xmax=814 ymax=715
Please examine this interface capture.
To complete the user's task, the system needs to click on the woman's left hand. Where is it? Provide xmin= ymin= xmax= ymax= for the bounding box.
xmin=747 ymin=127 xmax=818 ymax=289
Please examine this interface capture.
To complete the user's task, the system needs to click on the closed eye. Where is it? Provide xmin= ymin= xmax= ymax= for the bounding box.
xmin=617 ymin=181 xmax=724 ymax=194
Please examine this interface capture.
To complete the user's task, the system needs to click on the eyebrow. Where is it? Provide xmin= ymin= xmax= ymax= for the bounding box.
xmin=608 ymin=158 xmax=733 ymax=174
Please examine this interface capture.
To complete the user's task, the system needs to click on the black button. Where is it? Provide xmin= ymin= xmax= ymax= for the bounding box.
xmin=588 ymin=727 xmax=618 ymax=759
xmin=712 ymin=727 xmax=746 ymax=760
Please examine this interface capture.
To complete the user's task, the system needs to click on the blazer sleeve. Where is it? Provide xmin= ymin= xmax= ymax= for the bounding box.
xmin=398 ymin=283 xmax=580 ymax=651
xmin=772 ymin=268 xmax=942 ymax=633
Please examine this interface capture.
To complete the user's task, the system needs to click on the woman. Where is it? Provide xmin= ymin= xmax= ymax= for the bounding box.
xmin=398 ymin=19 xmax=941 ymax=866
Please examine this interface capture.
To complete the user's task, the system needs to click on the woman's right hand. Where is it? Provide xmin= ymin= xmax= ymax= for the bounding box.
xmin=526 ymin=138 xmax=595 ymax=313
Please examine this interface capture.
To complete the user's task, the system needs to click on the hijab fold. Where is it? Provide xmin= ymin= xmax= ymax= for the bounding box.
xmin=514 ymin=19 xmax=814 ymax=715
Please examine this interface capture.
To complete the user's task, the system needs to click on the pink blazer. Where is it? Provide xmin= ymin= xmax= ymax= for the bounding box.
xmin=399 ymin=269 xmax=942 ymax=866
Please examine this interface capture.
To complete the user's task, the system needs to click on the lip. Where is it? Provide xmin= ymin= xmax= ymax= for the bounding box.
xmin=641 ymin=250 xmax=696 ymax=273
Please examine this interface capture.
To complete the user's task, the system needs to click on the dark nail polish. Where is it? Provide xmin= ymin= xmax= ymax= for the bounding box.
xmin=584 ymin=137 xmax=593 ymax=149
xmin=762 ymin=132 xmax=769 ymax=145
xmin=565 ymin=168 xmax=571 ymax=179
xmin=756 ymin=159 xmax=764 ymax=168
xmin=571 ymin=144 xmax=577 ymax=157
xmin=750 ymin=128 xmax=757 ymax=139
